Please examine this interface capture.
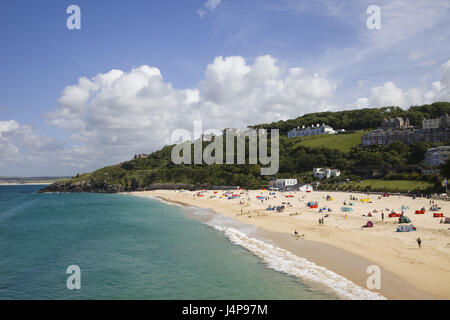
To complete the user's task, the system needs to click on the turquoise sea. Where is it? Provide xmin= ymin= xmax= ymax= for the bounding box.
xmin=0 ymin=185 xmax=338 ymax=300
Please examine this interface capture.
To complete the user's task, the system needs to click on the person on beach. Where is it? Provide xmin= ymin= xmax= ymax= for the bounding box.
xmin=416 ymin=237 xmax=422 ymax=249
xmin=381 ymin=212 xmax=384 ymax=221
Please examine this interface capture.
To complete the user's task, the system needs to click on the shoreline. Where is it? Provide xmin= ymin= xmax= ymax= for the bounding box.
xmin=130 ymin=189 xmax=450 ymax=300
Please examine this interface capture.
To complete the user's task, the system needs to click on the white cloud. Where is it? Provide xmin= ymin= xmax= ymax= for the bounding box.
xmin=0 ymin=120 xmax=64 ymax=173
xmin=205 ymin=0 xmax=222 ymax=11
xmin=198 ymin=0 xmax=223 ymax=17
xmin=353 ymin=59 xmax=450 ymax=108
xmin=5 ymin=55 xmax=450 ymax=176
xmin=0 ymin=120 xmax=20 ymax=136
xmin=40 ymin=55 xmax=335 ymax=173
xmin=283 ymin=0 xmax=450 ymax=102
xmin=197 ymin=55 xmax=335 ymax=128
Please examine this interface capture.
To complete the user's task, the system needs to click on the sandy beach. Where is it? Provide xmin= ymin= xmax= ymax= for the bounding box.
xmin=130 ymin=189 xmax=450 ymax=300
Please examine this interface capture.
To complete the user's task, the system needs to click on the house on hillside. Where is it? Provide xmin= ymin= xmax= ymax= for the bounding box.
xmin=361 ymin=128 xmax=450 ymax=146
xmin=288 ymin=123 xmax=336 ymax=138
xmin=381 ymin=117 xmax=411 ymax=130
xmin=424 ymin=146 xmax=450 ymax=167
xmin=422 ymin=114 xmax=450 ymax=130
xmin=133 ymin=153 xmax=148 ymax=160
xmin=313 ymin=168 xmax=341 ymax=179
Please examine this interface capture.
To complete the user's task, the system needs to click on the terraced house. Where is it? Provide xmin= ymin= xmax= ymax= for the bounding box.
xmin=362 ymin=116 xmax=450 ymax=146
xmin=361 ymin=129 xmax=450 ymax=146
xmin=288 ymin=123 xmax=336 ymax=138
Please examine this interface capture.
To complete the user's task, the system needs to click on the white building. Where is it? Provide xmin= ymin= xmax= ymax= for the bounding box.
xmin=313 ymin=168 xmax=341 ymax=179
xmin=298 ymin=184 xmax=313 ymax=192
xmin=274 ymin=179 xmax=298 ymax=191
xmin=200 ymin=133 xmax=215 ymax=142
xmin=223 ymin=127 xmax=267 ymax=136
xmin=424 ymin=146 xmax=450 ymax=167
xmin=288 ymin=123 xmax=336 ymax=138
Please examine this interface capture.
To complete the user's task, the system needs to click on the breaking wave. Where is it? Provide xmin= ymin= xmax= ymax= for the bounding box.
xmin=212 ymin=225 xmax=386 ymax=300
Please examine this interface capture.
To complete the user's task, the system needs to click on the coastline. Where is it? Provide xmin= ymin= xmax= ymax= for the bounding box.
xmin=129 ymin=189 xmax=450 ymax=300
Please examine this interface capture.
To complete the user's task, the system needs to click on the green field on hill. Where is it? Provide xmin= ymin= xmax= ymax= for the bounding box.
xmin=338 ymin=179 xmax=435 ymax=193
xmin=295 ymin=131 xmax=367 ymax=153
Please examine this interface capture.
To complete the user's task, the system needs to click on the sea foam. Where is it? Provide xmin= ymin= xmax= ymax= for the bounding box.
xmin=212 ymin=225 xmax=386 ymax=300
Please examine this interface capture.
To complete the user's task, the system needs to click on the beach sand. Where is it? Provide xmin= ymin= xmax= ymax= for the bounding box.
xmin=130 ymin=189 xmax=450 ymax=300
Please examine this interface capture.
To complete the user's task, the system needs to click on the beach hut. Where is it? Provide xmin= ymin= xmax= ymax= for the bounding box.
xmin=396 ymin=224 xmax=416 ymax=232
xmin=398 ymin=216 xmax=411 ymax=224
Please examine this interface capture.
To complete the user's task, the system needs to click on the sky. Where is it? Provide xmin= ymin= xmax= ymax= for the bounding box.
xmin=0 ymin=0 xmax=450 ymax=176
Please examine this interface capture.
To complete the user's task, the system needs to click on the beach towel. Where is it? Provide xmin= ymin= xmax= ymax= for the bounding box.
xmin=396 ymin=224 xmax=416 ymax=232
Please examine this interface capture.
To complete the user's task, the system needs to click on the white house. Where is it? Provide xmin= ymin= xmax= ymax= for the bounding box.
xmin=223 ymin=127 xmax=267 ymax=137
xmin=274 ymin=179 xmax=298 ymax=191
xmin=313 ymin=168 xmax=341 ymax=179
xmin=424 ymin=146 xmax=450 ymax=167
xmin=298 ymin=184 xmax=313 ymax=192
xmin=288 ymin=123 xmax=336 ymax=138
xmin=200 ymin=133 xmax=215 ymax=142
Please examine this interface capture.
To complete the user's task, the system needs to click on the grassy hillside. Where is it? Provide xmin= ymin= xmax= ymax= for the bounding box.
xmin=333 ymin=179 xmax=435 ymax=193
xmin=39 ymin=103 xmax=450 ymax=193
xmin=293 ymin=131 xmax=367 ymax=153
xmin=254 ymin=102 xmax=450 ymax=135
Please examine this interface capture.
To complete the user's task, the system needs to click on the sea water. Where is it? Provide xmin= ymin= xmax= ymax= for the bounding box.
xmin=0 ymin=185 xmax=338 ymax=300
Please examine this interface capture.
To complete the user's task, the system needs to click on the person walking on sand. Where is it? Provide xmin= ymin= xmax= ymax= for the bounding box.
xmin=381 ymin=212 xmax=384 ymax=221
xmin=416 ymin=237 xmax=422 ymax=249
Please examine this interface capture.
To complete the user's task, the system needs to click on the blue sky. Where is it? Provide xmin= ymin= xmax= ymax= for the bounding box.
xmin=1 ymin=0 xmax=450 ymax=176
